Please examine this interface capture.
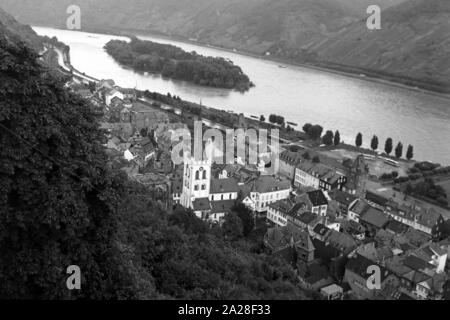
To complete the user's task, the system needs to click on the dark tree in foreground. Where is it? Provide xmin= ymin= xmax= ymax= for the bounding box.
xmin=395 ymin=142 xmax=404 ymax=158
xmin=371 ymin=135 xmax=379 ymax=152
xmin=312 ymin=156 xmax=320 ymax=163
xmin=322 ymin=130 xmax=334 ymax=146
xmin=232 ymin=203 xmax=255 ymax=237
xmin=406 ymin=145 xmax=414 ymax=160
xmin=0 ymin=29 xmax=134 ymax=299
xmin=384 ymin=138 xmax=393 ymax=155
xmin=334 ymin=130 xmax=341 ymax=146
xmin=355 ymin=132 xmax=363 ymax=148
xmin=260 ymin=115 xmax=265 ymax=122
xmin=221 ymin=212 xmax=244 ymax=241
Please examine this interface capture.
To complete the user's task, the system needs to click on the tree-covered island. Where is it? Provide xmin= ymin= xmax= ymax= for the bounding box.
xmin=104 ymin=37 xmax=254 ymax=92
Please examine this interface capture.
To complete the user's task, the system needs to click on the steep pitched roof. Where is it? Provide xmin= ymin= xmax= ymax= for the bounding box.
xmin=349 ymin=199 xmax=369 ymax=216
xmin=296 ymin=211 xmax=320 ymax=225
xmin=360 ymin=207 xmax=390 ymax=229
xmin=210 ymin=200 xmax=235 ymax=214
xmin=324 ymin=230 xmax=357 ymax=254
xmin=249 ymin=175 xmax=291 ymax=194
xmin=265 ymin=224 xmax=314 ymax=252
xmin=385 ymin=220 xmax=409 ymax=235
xmin=210 ymin=177 xmax=239 ymax=194
xmin=313 ymin=223 xmax=331 ymax=237
xmin=307 ymin=190 xmax=328 ymax=207
xmin=365 ymin=190 xmax=390 ymax=207
xmin=192 ymin=198 xmax=211 ymax=211
xmin=329 ymin=189 xmax=357 ymax=206
xmin=346 ymin=254 xmax=391 ymax=282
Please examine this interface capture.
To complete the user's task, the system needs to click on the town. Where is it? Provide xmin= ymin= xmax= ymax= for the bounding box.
xmin=61 ymin=47 xmax=450 ymax=300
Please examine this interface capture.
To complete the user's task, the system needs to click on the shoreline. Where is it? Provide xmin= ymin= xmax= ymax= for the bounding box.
xmin=33 ymin=24 xmax=450 ymax=101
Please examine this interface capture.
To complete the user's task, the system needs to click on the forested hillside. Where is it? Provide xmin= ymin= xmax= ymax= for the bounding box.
xmin=0 ymin=7 xmax=42 ymax=52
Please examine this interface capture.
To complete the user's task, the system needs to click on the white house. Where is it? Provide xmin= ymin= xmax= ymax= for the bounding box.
xmin=105 ymin=89 xmax=124 ymax=106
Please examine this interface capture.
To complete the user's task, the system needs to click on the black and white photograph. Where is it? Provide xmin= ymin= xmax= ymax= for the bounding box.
xmin=0 ymin=0 xmax=449 ymax=308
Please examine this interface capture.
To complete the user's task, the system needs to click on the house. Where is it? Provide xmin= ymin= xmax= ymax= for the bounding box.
xmin=267 ymin=198 xmax=295 ymax=227
xmin=290 ymin=211 xmax=322 ymax=232
xmin=129 ymin=101 xmax=170 ymax=132
xmin=328 ymin=189 xmax=358 ymax=217
xmin=294 ymin=161 xmax=346 ymax=191
xmin=321 ymin=284 xmax=344 ymax=300
xmin=264 ymin=224 xmax=315 ymax=266
xmin=241 ymin=175 xmax=291 ymax=213
xmin=384 ymin=201 xmax=444 ymax=239
xmin=295 ymin=190 xmax=328 ymax=217
xmin=348 ymin=199 xmax=369 ymax=223
xmin=210 ymin=200 xmax=236 ymax=223
xmin=385 ymin=220 xmax=409 ymax=235
xmin=96 ymin=79 xmax=115 ymax=91
xmin=385 ymin=254 xmax=447 ymax=300
xmin=278 ymin=149 xmax=306 ymax=181
xmin=365 ymin=190 xmax=390 ymax=210
xmin=359 ymin=207 xmax=390 ymax=236
xmin=344 ymin=253 xmax=394 ymax=300
xmin=311 ymin=223 xmax=331 ymax=241
xmin=118 ymin=87 xmax=136 ymax=101
xmin=323 ymin=229 xmax=357 ymax=256
xmin=299 ymin=263 xmax=335 ymax=291
xmin=209 ymin=178 xmax=240 ymax=202
xmin=413 ymin=243 xmax=447 ymax=274
xmin=105 ymin=88 xmax=124 ymax=106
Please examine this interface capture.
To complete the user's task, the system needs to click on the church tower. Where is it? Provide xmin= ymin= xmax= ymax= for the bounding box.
xmin=352 ymin=154 xmax=369 ymax=198
xmin=180 ymin=154 xmax=212 ymax=209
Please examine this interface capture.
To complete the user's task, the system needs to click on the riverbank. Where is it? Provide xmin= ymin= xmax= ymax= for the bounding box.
xmin=109 ymin=26 xmax=450 ymax=100
xmin=32 ymin=24 xmax=450 ymax=100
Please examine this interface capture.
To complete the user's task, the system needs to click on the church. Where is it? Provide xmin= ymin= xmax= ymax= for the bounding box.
xmin=180 ymin=155 xmax=292 ymax=223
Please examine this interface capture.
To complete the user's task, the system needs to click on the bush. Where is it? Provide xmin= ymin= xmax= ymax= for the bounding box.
xmin=408 ymin=173 xmax=422 ymax=181
xmin=414 ymin=162 xmax=440 ymax=172
xmin=408 ymin=167 xmax=419 ymax=173
xmin=394 ymin=176 xmax=410 ymax=184
xmin=381 ymin=173 xmax=393 ymax=180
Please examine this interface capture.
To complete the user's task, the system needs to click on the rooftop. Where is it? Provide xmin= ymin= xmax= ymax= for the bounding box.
xmin=307 ymin=190 xmax=328 ymax=207
xmin=360 ymin=207 xmax=390 ymax=229
xmin=210 ymin=177 xmax=239 ymax=194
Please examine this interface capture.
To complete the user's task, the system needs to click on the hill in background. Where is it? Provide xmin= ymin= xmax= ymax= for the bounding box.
xmin=0 ymin=0 xmax=448 ymax=91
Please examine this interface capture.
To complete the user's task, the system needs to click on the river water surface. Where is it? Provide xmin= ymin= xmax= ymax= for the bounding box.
xmin=34 ymin=26 xmax=450 ymax=164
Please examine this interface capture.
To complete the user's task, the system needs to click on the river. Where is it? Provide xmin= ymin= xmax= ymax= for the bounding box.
xmin=33 ymin=26 xmax=450 ymax=165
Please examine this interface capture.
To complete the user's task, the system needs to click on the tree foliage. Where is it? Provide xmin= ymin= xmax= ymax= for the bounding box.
xmin=355 ymin=132 xmax=362 ymax=148
xmin=334 ymin=130 xmax=340 ymax=146
xmin=268 ymin=114 xmax=285 ymax=125
xmin=322 ymin=130 xmax=334 ymax=146
xmin=406 ymin=145 xmax=414 ymax=160
xmin=384 ymin=138 xmax=393 ymax=155
xmin=105 ymin=38 xmax=254 ymax=91
xmin=371 ymin=135 xmax=379 ymax=151
xmin=395 ymin=142 xmax=403 ymax=158
xmin=0 ymin=29 xmax=134 ymax=299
